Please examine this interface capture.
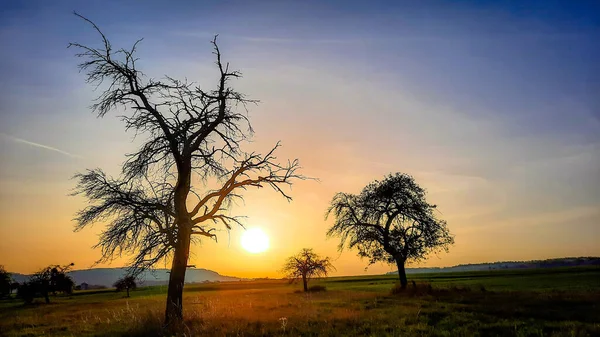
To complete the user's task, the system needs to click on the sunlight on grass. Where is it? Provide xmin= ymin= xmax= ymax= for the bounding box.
xmin=1 ymin=267 xmax=599 ymax=336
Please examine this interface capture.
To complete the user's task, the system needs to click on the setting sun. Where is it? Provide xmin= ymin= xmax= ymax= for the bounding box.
xmin=240 ymin=228 xmax=270 ymax=253
xmin=1 ymin=2 xmax=599 ymax=335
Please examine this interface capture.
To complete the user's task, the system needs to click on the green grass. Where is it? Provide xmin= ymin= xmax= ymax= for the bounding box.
xmin=1 ymin=266 xmax=599 ymax=336
xmin=324 ymin=266 xmax=600 ymax=292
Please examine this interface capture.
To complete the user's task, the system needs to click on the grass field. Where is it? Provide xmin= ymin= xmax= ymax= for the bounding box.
xmin=1 ymin=267 xmax=599 ymax=336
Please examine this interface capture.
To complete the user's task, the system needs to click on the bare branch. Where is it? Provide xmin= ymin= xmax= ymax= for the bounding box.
xmin=70 ymin=15 xmax=309 ymax=296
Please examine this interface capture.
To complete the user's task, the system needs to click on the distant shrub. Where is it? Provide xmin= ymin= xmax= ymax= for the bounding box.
xmin=0 ymin=265 xmax=12 ymax=299
xmin=17 ymin=282 xmax=36 ymax=304
xmin=114 ymin=276 xmax=137 ymax=297
xmin=308 ymin=285 xmax=327 ymax=292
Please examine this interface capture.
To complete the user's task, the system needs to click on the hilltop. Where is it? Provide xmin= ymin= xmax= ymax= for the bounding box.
xmin=10 ymin=268 xmax=241 ymax=287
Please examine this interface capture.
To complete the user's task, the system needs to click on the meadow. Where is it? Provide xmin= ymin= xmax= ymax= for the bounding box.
xmin=1 ymin=266 xmax=599 ymax=337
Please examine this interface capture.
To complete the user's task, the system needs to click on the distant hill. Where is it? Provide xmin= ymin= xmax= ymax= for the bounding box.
xmin=387 ymin=257 xmax=600 ymax=275
xmin=10 ymin=268 xmax=241 ymax=287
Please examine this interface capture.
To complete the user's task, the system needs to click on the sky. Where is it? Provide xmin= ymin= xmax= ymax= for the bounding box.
xmin=0 ymin=0 xmax=599 ymax=278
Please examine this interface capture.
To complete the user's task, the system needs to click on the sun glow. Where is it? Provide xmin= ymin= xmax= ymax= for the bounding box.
xmin=241 ymin=228 xmax=270 ymax=253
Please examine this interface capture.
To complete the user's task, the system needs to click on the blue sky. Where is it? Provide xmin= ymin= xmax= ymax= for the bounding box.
xmin=0 ymin=1 xmax=598 ymax=275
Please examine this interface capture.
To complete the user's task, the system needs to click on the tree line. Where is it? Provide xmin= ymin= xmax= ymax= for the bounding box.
xmin=0 ymin=263 xmax=75 ymax=304
xmin=0 ymin=264 xmax=139 ymax=303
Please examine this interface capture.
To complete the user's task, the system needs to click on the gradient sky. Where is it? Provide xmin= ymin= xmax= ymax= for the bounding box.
xmin=1 ymin=0 xmax=599 ymax=277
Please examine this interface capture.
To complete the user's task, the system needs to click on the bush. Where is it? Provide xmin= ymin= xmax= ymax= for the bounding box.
xmin=0 ymin=265 xmax=12 ymax=298
xmin=308 ymin=285 xmax=326 ymax=292
xmin=17 ymin=282 xmax=36 ymax=304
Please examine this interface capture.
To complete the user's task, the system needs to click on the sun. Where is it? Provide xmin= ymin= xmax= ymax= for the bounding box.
xmin=241 ymin=228 xmax=270 ymax=253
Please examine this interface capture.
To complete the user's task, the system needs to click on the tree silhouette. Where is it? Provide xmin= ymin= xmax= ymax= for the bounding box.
xmin=114 ymin=275 xmax=137 ymax=297
xmin=282 ymin=248 xmax=335 ymax=292
xmin=327 ymin=173 xmax=453 ymax=289
xmin=17 ymin=263 xmax=74 ymax=304
xmin=0 ymin=265 xmax=12 ymax=298
xmin=69 ymin=14 xmax=305 ymax=326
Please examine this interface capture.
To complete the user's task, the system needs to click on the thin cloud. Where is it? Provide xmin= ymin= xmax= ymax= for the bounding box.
xmin=171 ymin=30 xmax=586 ymax=46
xmin=0 ymin=133 xmax=82 ymax=159
xmin=171 ymin=31 xmax=386 ymax=45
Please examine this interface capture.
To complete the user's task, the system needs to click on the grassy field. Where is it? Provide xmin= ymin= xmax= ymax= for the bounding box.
xmin=1 ymin=266 xmax=599 ymax=336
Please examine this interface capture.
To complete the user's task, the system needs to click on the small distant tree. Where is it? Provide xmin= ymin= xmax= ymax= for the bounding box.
xmin=114 ymin=275 xmax=137 ymax=297
xmin=18 ymin=263 xmax=75 ymax=304
xmin=327 ymin=173 xmax=454 ymax=289
xmin=0 ymin=265 xmax=12 ymax=298
xmin=49 ymin=266 xmax=76 ymax=295
xmin=282 ymin=248 xmax=335 ymax=292
xmin=17 ymin=282 xmax=37 ymax=304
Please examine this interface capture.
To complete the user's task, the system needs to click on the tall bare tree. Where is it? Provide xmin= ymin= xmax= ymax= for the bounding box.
xmin=282 ymin=248 xmax=335 ymax=292
xmin=69 ymin=14 xmax=305 ymax=325
xmin=327 ymin=173 xmax=453 ymax=289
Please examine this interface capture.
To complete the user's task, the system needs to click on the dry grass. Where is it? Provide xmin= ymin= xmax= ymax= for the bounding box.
xmin=2 ymin=269 xmax=600 ymax=336
xmin=1 ymin=285 xmax=377 ymax=336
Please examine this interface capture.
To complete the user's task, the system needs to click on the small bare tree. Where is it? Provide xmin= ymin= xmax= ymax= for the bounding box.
xmin=69 ymin=14 xmax=306 ymax=326
xmin=282 ymin=248 xmax=335 ymax=292
xmin=327 ymin=173 xmax=453 ymax=289
xmin=113 ymin=275 xmax=137 ymax=297
xmin=18 ymin=263 xmax=75 ymax=304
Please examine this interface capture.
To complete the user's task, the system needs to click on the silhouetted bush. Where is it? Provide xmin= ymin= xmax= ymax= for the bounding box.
xmin=0 ymin=265 xmax=12 ymax=298
xmin=16 ymin=263 xmax=75 ymax=304
xmin=17 ymin=281 xmax=41 ymax=304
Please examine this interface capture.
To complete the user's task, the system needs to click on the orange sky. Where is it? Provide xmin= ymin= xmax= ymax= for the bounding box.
xmin=1 ymin=116 xmax=598 ymax=277
xmin=1 ymin=2 xmax=599 ymax=277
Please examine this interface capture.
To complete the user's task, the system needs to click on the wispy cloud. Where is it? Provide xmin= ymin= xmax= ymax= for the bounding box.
xmin=0 ymin=133 xmax=82 ymax=159
xmin=171 ymin=30 xmax=587 ymax=46
xmin=171 ymin=31 xmax=390 ymax=45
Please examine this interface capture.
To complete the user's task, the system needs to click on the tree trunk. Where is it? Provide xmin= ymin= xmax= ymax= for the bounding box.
xmin=41 ymin=281 xmax=50 ymax=304
xmin=165 ymin=228 xmax=191 ymax=326
xmin=165 ymin=164 xmax=192 ymax=327
xmin=126 ymin=287 xmax=130 ymax=298
xmin=302 ymin=275 xmax=308 ymax=292
xmin=396 ymin=259 xmax=408 ymax=289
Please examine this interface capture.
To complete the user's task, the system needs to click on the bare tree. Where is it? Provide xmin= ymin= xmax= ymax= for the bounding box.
xmin=282 ymin=248 xmax=335 ymax=292
xmin=69 ymin=14 xmax=306 ymax=326
xmin=18 ymin=263 xmax=75 ymax=304
xmin=327 ymin=173 xmax=453 ymax=289
xmin=0 ymin=265 xmax=12 ymax=299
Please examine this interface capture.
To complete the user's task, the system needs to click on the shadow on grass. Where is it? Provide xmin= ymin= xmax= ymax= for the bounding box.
xmin=386 ymin=283 xmax=600 ymax=324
